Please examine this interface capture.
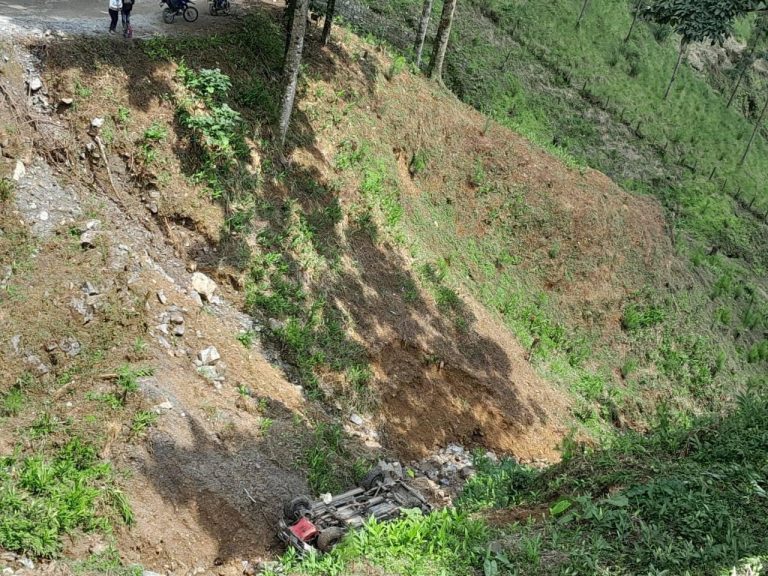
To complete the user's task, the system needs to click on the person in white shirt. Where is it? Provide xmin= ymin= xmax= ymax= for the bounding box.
xmin=108 ymin=0 xmax=123 ymax=33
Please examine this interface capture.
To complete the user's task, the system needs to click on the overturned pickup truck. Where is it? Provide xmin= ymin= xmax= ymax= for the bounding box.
xmin=278 ymin=461 xmax=432 ymax=555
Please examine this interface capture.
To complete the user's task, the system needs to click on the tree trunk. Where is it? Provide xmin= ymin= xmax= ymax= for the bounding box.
xmin=739 ymin=95 xmax=768 ymax=166
xmin=279 ymin=0 xmax=309 ymax=148
xmin=284 ymin=0 xmax=297 ymax=56
xmin=576 ymin=0 xmax=590 ymax=28
xmin=321 ymin=0 xmax=336 ymax=46
xmin=414 ymin=0 xmax=433 ymax=68
xmin=624 ymin=5 xmax=639 ymax=43
xmin=428 ymin=0 xmax=457 ymax=82
xmin=663 ymin=40 xmax=687 ymax=100
xmin=727 ymin=47 xmax=755 ymax=108
xmin=727 ymin=65 xmax=748 ymax=108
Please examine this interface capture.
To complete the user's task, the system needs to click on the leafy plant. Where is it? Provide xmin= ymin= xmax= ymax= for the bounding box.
xmin=1 ymin=386 xmax=24 ymax=416
xmin=130 ymin=410 xmax=157 ymax=435
xmin=621 ymin=303 xmax=666 ymax=331
xmin=0 ymin=438 xmax=132 ymax=557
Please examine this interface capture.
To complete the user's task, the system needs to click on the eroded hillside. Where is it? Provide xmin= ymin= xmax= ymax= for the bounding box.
xmin=0 ymin=4 xmax=765 ymax=576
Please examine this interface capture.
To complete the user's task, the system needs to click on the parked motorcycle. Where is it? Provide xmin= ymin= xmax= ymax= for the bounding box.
xmin=160 ymin=0 xmax=198 ymax=23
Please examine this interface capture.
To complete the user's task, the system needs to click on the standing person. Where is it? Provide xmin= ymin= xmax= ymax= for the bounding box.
xmin=121 ymin=0 xmax=134 ymax=37
xmin=108 ymin=0 xmax=123 ymax=33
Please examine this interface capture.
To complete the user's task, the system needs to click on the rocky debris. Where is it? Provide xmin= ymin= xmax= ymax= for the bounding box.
xmin=10 ymin=335 xmax=21 ymax=355
xmin=189 ymin=289 xmax=204 ymax=307
xmin=191 ymin=272 xmax=217 ymax=302
xmin=0 ymin=553 xmax=37 ymax=574
xmin=12 ymin=162 xmax=82 ymax=238
xmin=413 ymin=443 xmax=501 ymax=495
xmin=153 ymin=401 xmax=173 ymax=413
xmin=81 ymin=281 xmax=99 ymax=296
xmin=23 ymin=353 xmax=49 ymax=376
xmin=197 ymin=364 xmax=225 ymax=387
xmin=80 ymin=229 xmax=98 ymax=249
xmin=45 ymin=337 xmax=82 ymax=360
xmin=197 ymin=346 xmax=220 ymax=366
xmin=71 ymin=282 xmax=102 ymax=324
xmin=12 ymin=160 xmax=25 ymax=181
xmin=27 ymin=76 xmax=42 ymax=92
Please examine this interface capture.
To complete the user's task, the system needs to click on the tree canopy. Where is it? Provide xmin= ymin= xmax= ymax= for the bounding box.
xmin=645 ymin=0 xmax=768 ymax=44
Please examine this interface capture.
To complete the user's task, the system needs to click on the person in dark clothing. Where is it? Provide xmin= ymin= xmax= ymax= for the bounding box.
xmin=121 ymin=0 xmax=134 ymax=36
xmin=108 ymin=0 xmax=122 ymax=33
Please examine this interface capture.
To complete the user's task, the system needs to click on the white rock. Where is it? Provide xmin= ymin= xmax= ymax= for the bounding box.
xmin=27 ymin=77 xmax=42 ymax=92
xmin=10 ymin=335 xmax=21 ymax=354
xmin=39 ymin=210 xmax=49 ymax=221
xmin=153 ymin=401 xmax=173 ymax=413
xmin=80 ymin=229 xmax=98 ymax=248
xmin=268 ymin=318 xmax=285 ymax=331
xmin=12 ymin=160 xmax=25 ymax=181
xmin=189 ymin=290 xmax=203 ymax=307
xmin=349 ymin=413 xmax=364 ymax=426
xmin=60 ymin=97 xmax=73 ymax=105
xmin=197 ymin=365 xmax=219 ymax=381
xmin=85 ymin=219 xmax=101 ymax=230
xmin=157 ymin=290 xmax=167 ymax=305
xmin=191 ymin=272 xmax=217 ymax=301
xmin=198 ymin=346 xmax=220 ymax=365
xmin=90 ymin=117 xmax=105 ymax=129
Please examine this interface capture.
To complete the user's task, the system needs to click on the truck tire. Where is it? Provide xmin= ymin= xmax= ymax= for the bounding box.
xmin=361 ymin=465 xmax=386 ymax=490
xmin=283 ymin=496 xmax=311 ymax=524
xmin=316 ymin=526 xmax=346 ymax=552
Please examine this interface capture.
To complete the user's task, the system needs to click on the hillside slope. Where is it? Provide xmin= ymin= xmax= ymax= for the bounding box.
xmin=0 ymin=3 xmax=765 ymax=576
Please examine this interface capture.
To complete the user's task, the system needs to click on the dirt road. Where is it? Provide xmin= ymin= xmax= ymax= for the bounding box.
xmin=0 ymin=0 xmax=276 ymax=37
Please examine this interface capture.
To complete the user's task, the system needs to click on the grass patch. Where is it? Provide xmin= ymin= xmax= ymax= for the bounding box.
xmin=0 ymin=438 xmax=132 ymax=557
xmin=272 ymin=508 xmax=490 ymax=576
xmin=455 ymin=389 xmax=768 ymax=575
xmin=303 ymin=422 xmax=367 ymax=494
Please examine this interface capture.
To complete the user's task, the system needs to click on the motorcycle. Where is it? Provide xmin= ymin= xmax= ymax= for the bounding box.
xmin=208 ymin=0 xmax=230 ymax=16
xmin=160 ymin=0 xmax=198 ymax=23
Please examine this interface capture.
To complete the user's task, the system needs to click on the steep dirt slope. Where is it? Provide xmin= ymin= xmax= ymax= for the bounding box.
xmin=0 ymin=40 xmax=315 ymax=575
xmin=1 ymin=6 xmax=679 ymax=574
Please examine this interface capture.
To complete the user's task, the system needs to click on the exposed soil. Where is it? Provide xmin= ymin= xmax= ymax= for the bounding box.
xmin=0 ymin=4 xmax=679 ymax=572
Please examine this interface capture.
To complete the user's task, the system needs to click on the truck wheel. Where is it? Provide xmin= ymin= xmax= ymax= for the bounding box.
xmin=283 ymin=496 xmax=311 ymax=524
xmin=361 ymin=465 xmax=385 ymax=490
xmin=316 ymin=526 xmax=346 ymax=552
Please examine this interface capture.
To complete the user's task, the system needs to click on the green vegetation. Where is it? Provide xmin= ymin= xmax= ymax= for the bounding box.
xmin=277 ymin=390 xmax=768 ymax=575
xmin=341 ymin=0 xmax=768 ymax=429
xmin=271 ymin=508 xmax=489 ymax=576
xmin=0 ymin=438 xmax=132 ymax=557
xmin=70 ymin=546 xmax=142 ymax=576
xmin=130 ymin=410 xmax=158 ymax=435
xmin=0 ymin=177 xmax=13 ymax=202
xmin=303 ymin=422 xmax=367 ymax=494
